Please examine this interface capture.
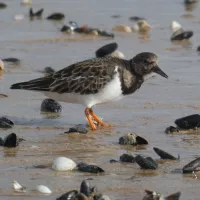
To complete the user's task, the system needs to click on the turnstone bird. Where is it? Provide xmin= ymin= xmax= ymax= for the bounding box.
xmin=10 ymin=52 xmax=168 ymax=130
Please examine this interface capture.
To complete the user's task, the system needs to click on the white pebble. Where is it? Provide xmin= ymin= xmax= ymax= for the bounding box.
xmin=52 ymin=157 xmax=77 ymax=171
xmin=171 ymin=21 xmax=182 ymax=32
xmin=36 ymin=185 xmax=52 ymax=194
xmin=14 ymin=14 xmax=25 ymax=21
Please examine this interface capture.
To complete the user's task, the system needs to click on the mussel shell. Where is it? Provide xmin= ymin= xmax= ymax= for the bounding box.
xmin=165 ymin=126 xmax=179 ymax=134
xmin=171 ymin=31 xmax=193 ymax=41
xmin=153 ymin=147 xmax=178 ymax=160
xmin=56 ymin=190 xmax=79 ymax=200
xmin=109 ymin=159 xmax=118 ymax=163
xmin=40 ymin=98 xmax=62 ymax=113
xmin=165 ymin=192 xmax=181 ymax=200
xmin=80 ymin=180 xmax=90 ymax=197
xmin=77 ymin=162 xmax=105 ymax=173
xmin=129 ymin=16 xmax=145 ymax=21
xmin=61 ymin=25 xmax=71 ymax=33
xmin=3 ymin=133 xmax=17 ymax=148
xmin=136 ymin=136 xmax=148 ymax=145
xmin=182 ymin=157 xmax=200 ymax=173
xmin=95 ymin=43 xmax=118 ymax=58
xmin=135 ymin=155 xmax=158 ymax=170
xmin=65 ymin=126 xmax=88 ymax=134
xmin=0 ymin=137 xmax=4 ymax=146
xmin=119 ymin=154 xmax=135 ymax=163
xmin=97 ymin=30 xmax=114 ymax=38
xmin=0 ymin=117 xmax=14 ymax=128
xmin=175 ymin=114 xmax=200 ymax=129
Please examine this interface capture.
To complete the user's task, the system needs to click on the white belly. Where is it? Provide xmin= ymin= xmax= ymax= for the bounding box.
xmin=43 ymin=72 xmax=123 ymax=108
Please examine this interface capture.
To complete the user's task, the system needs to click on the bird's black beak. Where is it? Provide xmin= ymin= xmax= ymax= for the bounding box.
xmin=153 ymin=66 xmax=168 ymax=78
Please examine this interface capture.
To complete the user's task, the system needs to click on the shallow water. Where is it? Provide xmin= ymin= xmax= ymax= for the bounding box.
xmin=1 ymin=0 xmax=200 ymax=199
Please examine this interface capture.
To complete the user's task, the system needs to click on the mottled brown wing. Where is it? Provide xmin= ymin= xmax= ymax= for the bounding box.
xmin=50 ymin=57 xmax=119 ymax=94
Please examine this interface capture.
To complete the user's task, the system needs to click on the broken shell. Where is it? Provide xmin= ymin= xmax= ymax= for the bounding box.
xmin=165 ymin=192 xmax=181 ymax=200
xmin=119 ymin=154 xmax=135 ymax=163
xmin=135 ymin=155 xmax=158 ymax=170
xmin=56 ymin=190 xmax=78 ymax=200
xmin=77 ymin=162 xmax=105 ymax=174
xmin=36 ymin=185 xmax=52 ymax=194
xmin=80 ymin=180 xmax=91 ymax=197
xmin=13 ymin=180 xmax=26 ymax=193
xmin=52 ymin=157 xmax=77 ymax=171
xmin=182 ymin=157 xmax=200 ymax=173
xmin=165 ymin=126 xmax=179 ymax=134
xmin=0 ymin=117 xmax=14 ymax=128
xmin=153 ymin=147 xmax=179 ymax=160
xmin=142 ymin=190 xmax=164 ymax=200
xmin=175 ymin=114 xmax=200 ymax=129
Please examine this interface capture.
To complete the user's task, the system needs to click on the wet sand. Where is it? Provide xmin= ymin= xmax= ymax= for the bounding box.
xmin=1 ymin=0 xmax=200 ymax=199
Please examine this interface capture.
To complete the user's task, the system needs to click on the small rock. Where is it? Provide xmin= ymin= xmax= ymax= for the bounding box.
xmin=0 ymin=3 xmax=7 ymax=9
xmin=21 ymin=0 xmax=32 ymax=5
xmin=165 ymin=126 xmax=179 ymax=134
xmin=135 ymin=155 xmax=158 ymax=170
xmin=119 ymin=133 xmax=148 ymax=145
xmin=112 ymin=25 xmax=132 ymax=33
xmin=40 ymin=98 xmax=62 ymax=113
xmin=64 ymin=126 xmax=88 ymax=134
xmin=119 ymin=154 xmax=135 ymax=163
xmin=56 ymin=190 xmax=78 ymax=200
xmin=46 ymin=13 xmax=65 ymax=20
xmin=77 ymin=162 xmax=105 ymax=173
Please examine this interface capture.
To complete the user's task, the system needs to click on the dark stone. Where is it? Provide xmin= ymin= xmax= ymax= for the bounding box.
xmin=65 ymin=126 xmax=88 ymax=134
xmin=135 ymin=155 xmax=158 ymax=170
xmin=61 ymin=25 xmax=71 ymax=33
xmin=44 ymin=67 xmax=55 ymax=74
xmin=182 ymin=157 xmax=200 ymax=173
xmin=165 ymin=126 xmax=179 ymax=134
xmin=97 ymin=30 xmax=115 ymax=38
xmin=129 ymin=16 xmax=145 ymax=21
xmin=0 ymin=3 xmax=6 ymax=9
xmin=40 ymin=98 xmax=62 ymax=113
xmin=153 ymin=147 xmax=179 ymax=160
xmin=0 ymin=117 xmax=14 ymax=128
xmin=77 ymin=162 xmax=105 ymax=173
xmin=119 ymin=154 xmax=135 ymax=163
xmin=46 ymin=13 xmax=65 ymax=20
xmin=109 ymin=159 xmax=118 ymax=163
xmin=175 ymin=114 xmax=200 ymax=129
xmin=95 ymin=43 xmax=118 ymax=58
xmin=56 ymin=190 xmax=79 ymax=200
xmin=119 ymin=134 xmax=148 ymax=145
xmin=2 ymin=58 xmax=20 ymax=63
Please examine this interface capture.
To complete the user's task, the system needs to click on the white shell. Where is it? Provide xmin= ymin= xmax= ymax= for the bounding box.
xmin=13 ymin=180 xmax=23 ymax=190
xmin=171 ymin=21 xmax=181 ymax=32
xmin=14 ymin=14 xmax=25 ymax=21
xmin=0 ymin=60 xmax=4 ymax=70
xmin=13 ymin=180 xmax=26 ymax=192
xmin=36 ymin=185 xmax=52 ymax=194
xmin=132 ymin=23 xmax=139 ymax=32
xmin=111 ymin=50 xmax=125 ymax=59
xmin=52 ymin=157 xmax=77 ymax=171
xmin=21 ymin=0 xmax=32 ymax=5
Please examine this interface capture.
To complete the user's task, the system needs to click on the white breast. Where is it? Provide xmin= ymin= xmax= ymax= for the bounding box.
xmin=44 ymin=67 xmax=123 ymax=108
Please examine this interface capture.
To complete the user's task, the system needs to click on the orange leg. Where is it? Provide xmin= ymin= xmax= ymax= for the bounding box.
xmin=88 ymin=108 xmax=111 ymax=127
xmin=85 ymin=108 xmax=97 ymax=130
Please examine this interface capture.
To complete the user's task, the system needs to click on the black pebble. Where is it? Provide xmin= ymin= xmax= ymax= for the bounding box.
xmin=2 ymin=58 xmax=20 ymax=63
xmin=46 ymin=13 xmax=65 ymax=20
xmin=165 ymin=126 xmax=179 ymax=134
xmin=0 ymin=3 xmax=6 ymax=9
xmin=95 ymin=43 xmax=118 ymax=58
xmin=0 ymin=117 xmax=14 ymax=128
xmin=40 ymin=98 xmax=62 ymax=113
xmin=44 ymin=66 xmax=55 ymax=74
xmin=65 ymin=126 xmax=88 ymax=134
xmin=119 ymin=154 xmax=135 ymax=163
xmin=135 ymin=155 xmax=158 ymax=170
xmin=77 ymin=162 xmax=105 ymax=173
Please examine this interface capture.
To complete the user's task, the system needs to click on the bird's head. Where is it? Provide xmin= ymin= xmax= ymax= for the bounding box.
xmin=130 ymin=52 xmax=168 ymax=80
